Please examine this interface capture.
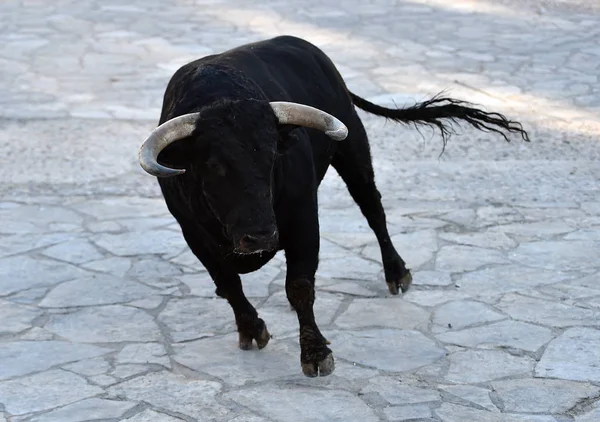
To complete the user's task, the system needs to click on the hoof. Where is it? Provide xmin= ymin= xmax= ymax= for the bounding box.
xmin=255 ymin=324 xmax=271 ymax=349
xmin=301 ymin=353 xmax=335 ymax=377
xmin=238 ymin=332 xmax=254 ymax=350
xmin=387 ymin=271 xmax=413 ymax=295
xmin=238 ymin=320 xmax=271 ymax=350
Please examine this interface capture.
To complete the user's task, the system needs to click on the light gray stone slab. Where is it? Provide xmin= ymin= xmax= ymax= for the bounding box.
xmin=228 ymin=415 xmax=271 ymax=422
xmin=63 ymin=357 xmax=110 ymax=376
xmin=0 ymin=205 xmax=83 ymax=231
xmin=89 ymin=374 xmax=117 ymax=387
xmin=124 ymin=410 xmax=184 ymax=422
xmin=492 ymin=378 xmax=600 ymax=414
xmin=441 ymin=385 xmax=497 ymax=411
xmin=92 ymin=229 xmax=186 ymax=256
xmin=570 ymin=273 xmax=600 ymax=290
xmin=111 ymin=364 xmax=150 ymax=379
xmin=565 ymin=229 xmax=600 ymax=240
xmin=436 ymin=320 xmax=554 ymax=352
xmin=173 ymin=334 xmax=300 ymax=386
xmin=45 ymin=305 xmax=161 ymax=342
xmin=0 ymin=300 xmax=41 ymax=334
xmin=335 ymin=298 xmax=430 ymax=330
xmin=510 ymin=240 xmax=600 ymax=271
xmin=432 ymin=300 xmax=505 ymax=331
xmin=386 ymin=216 xmax=448 ymax=231
xmin=316 ymin=255 xmax=382 ymax=281
xmin=128 ymin=257 xmax=183 ymax=279
xmin=320 ymin=238 xmax=353 ymax=259
xmin=225 ymin=385 xmax=379 ymax=422
xmin=440 ymin=231 xmax=517 ymax=250
xmin=116 ymin=216 xmax=175 ymax=232
xmin=576 ymin=402 xmax=600 ymax=422
xmin=361 ymin=377 xmax=439 ymax=405
xmin=238 ymin=263 xmax=280 ymax=297
xmin=41 ymin=238 xmax=104 ymax=264
xmin=320 ymin=281 xmax=377 ymax=296
xmin=81 ymin=256 xmax=132 ymax=277
xmin=0 ymin=232 xmax=82 ymax=258
xmin=169 ymin=248 xmax=204 ymax=271
xmin=158 ymin=297 xmax=235 ymax=342
xmin=40 ymin=274 xmax=154 ymax=307
xmin=28 ymin=398 xmax=136 ymax=422
xmin=116 ymin=342 xmax=170 ymax=367
xmin=326 ymin=329 xmax=446 ymax=372
xmin=108 ymin=372 xmax=228 ymax=420
xmin=496 ymin=293 xmax=600 ymax=327
xmin=19 ymin=327 xmax=54 ymax=340
xmin=436 ymin=245 xmax=509 ymax=272
xmin=536 ymin=327 xmax=600 ymax=382
xmin=413 ymin=271 xmax=453 ymax=287
xmin=436 ymin=403 xmax=557 ymax=422
xmin=318 ymin=208 xmax=376 ymax=234
xmin=0 ymin=369 xmax=102 ymax=415
xmin=6 ymin=286 xmax=49 ymax=305
xmin=72 ymin=197 xmax=169 ymax=219
xmin=490 ymin=221 xmax=574 ymax=237
xmin=440 ymin=209 xmax=476 ymax=226
xmin=403 ymin=290 xmax=470 ymax=307
xmin=446 ymin=350 xmax=535 ymax=383
xmin=322 ymin=232 xmax=378 ymax=249
xmin=456 ymin=265 xmax=573 ymax=297
xmin=87 ymin=221 xmax=121 ymax=233
xmin=384 ymin=405 xmax=432 ymax=421
xmin=125 ymin=293 xmax=165 ymax=309
xmin=127 ymin=258 xmax=183 ymax=289
xmin=476 ymin=207 xmax=524 ymax=227
xmin=179 ymin=273 xmax=218 ymax=297
xmin=0 ymin=255 xmax=89 ymax=295
xmin=0 ymin=341 xmax=110 ymax=380
xmin=537 ymin=282 xmax=600 ymax=300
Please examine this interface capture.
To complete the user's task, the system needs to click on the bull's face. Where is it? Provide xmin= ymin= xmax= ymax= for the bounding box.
xmin=195 ymin=101 xmax=279 ymax=254
xmin=139 ymin=97 xmax=348 ymax=254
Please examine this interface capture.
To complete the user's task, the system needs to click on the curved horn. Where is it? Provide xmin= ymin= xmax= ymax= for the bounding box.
xmin=270 ymin=102 xmax=348 ymax=141
xmin=138 ymin=113 xmax=201 ymax=177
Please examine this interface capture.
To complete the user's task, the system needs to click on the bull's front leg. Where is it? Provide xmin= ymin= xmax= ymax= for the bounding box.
xmin=282 ymin=198 xmax=334 ymax=377
xmin=215 ymin=270 xmax=271 ymax=350
xmin=179 ymin=226 xmax=271 ymax=350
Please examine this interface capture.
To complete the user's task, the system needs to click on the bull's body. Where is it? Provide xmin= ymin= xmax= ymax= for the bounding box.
xmin=159 ymin=36 xmax=353 ymax=274
xmin=144 ymin=35 xmax=528 ymax=376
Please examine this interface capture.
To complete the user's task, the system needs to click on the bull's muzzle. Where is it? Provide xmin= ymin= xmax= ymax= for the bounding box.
xmin=236 ymin=229 xmax=279 ymax=254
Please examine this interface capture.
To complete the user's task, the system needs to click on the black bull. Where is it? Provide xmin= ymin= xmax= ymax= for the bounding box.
xmin=138 ymin=35 xmax=529 ymax=377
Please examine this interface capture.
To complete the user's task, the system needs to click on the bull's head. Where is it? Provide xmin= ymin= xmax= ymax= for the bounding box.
xmin=138 ymin=100 xmax=347 ymax=255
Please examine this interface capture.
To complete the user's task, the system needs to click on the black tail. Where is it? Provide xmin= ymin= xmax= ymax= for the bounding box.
xmin=349 ymin=91 xmax=530 ymax=151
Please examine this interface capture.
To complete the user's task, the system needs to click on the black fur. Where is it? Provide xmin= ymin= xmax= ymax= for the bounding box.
xmin=150 ymin=35 xmax=529 ymax=376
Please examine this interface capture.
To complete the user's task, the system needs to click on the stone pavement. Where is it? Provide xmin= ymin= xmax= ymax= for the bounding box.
xmin=1 ymin=0 xmax=600 ymax=421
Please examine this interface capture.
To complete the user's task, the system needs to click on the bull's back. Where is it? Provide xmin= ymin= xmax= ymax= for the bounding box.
xmin=211 ymin=36 xmax=352 ymax=113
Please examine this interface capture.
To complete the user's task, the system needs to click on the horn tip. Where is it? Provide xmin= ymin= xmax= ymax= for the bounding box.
xmin=326 ymin=127 xmax=348 ymax=141
xmin=139 ymin=161 xmax=186 ymax=178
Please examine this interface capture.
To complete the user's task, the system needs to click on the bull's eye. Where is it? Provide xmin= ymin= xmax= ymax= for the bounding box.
xmin=205 ymin=160 xmax=225 ymax=177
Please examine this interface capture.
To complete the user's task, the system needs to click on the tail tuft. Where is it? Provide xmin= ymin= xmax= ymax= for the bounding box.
xmin=350 ymin=91 xmax=530 ymax=153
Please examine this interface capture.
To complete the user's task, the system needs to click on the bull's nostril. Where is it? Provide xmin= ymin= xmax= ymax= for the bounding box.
xmin=238 ymin=230 xmax=279 ymax=252
xmin=240 ymin=234 xmax=259 ymax=248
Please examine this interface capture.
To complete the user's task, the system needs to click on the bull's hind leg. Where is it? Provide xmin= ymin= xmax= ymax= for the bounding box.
xmin=331 ymin=115 xmax=412 ymax=295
